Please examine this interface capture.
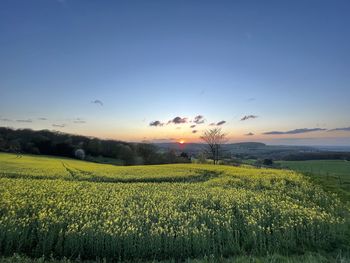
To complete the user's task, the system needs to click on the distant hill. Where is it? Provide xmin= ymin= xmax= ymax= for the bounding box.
xmin=228 ymin=142 xmax=266 ymax=148
xmin=1 ymin=127 xmax=349 ymax=162
xmin=154 ymin=142 xmax=318 ymax=160
xmin=155 ymin=142 xmax=266 ymax=151
xmin=313 ymin=146 xmax=350 ymax=152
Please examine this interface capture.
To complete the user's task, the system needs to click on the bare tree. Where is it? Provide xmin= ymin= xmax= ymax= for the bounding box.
xmin=200 ymin=128 xmax=227 ymax=164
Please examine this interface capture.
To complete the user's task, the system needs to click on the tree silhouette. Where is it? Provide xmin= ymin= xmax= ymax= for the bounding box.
xmin=200 ymin=128 xmax=227 ymax=165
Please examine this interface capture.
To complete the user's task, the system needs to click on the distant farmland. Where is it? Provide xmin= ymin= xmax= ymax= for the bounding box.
xmin=278 ymin=159 xmax=350 ymax=202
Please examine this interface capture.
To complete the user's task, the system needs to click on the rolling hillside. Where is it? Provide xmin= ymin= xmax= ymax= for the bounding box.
xmin=0 ymin=153 xmax=348 ymax=262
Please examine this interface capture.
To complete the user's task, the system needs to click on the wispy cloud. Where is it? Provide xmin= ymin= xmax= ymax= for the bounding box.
xmin=0 ymin=118 xmax=12 ymax=122
xmin=16 ymin=119 xmax=32 ymax=123
xmin=52 ymin=124 xmax=66 ymax=128
xmin=241 ymin=115 xmax=258 ymax=121
xmin=263 ymin=128 xmax=326 ymax=135
xmin=73 ymin=120 xmax=86 ymax=124
xmin=38 ymin=117 xmax=47 ymax=120
xmin=73 ymin=118 xmax=86 ymax=124
xmin=328 ymin=127 xmax=350 ymax=132
xmin=91 ymin=99 xmax=103 ymax=106
xmin=149 ymin=120 xmax=164 ymax=127
xmin=245 ymin=132 xmax=254 ymax=136
xmin=193 ymin=115 xmax=205 ymax=124
xmin=168 ymin=116 xmax=188 ymax=124
xmin=209 ymin=122 xmax=216 ymax=126
xmin=216 ymin=120 xmax=226 ymax=126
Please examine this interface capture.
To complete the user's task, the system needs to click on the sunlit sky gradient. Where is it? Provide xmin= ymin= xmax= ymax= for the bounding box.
xmin=1 ymin=0 xmax=350 ymax=145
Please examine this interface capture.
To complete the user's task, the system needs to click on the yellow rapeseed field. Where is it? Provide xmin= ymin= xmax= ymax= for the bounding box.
xmin=0 ymin=153 xmax=347 ymax=261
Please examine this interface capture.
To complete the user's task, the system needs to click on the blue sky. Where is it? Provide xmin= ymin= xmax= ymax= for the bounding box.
xmin=1 ymin=0 xmax=350 ymax=145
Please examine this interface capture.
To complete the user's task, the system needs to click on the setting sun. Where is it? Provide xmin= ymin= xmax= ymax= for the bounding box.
xmin=0 ymin=1 xmax=349 ymax=262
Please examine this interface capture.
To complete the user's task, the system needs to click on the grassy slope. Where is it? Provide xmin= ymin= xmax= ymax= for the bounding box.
xmin=278 ymin=160 xmax=350 ymax=262
xmin=278 ymin=160 xmax=350 ymax=203
xmin=0 ymin=153 xmax=349 ymax=262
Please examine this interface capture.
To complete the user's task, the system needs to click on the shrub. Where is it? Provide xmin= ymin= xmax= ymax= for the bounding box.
xmin=74 ymin=149 xmax=85 ymax=160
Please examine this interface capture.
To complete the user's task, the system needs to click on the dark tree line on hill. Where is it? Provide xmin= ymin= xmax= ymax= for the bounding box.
xmin=282 ymin=152 xmax=350 ymax=161
xmin=0 ymin=127 xmax=190 ymax=165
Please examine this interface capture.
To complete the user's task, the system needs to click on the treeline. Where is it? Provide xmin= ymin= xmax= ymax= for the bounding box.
xmin=0 ymin=127 xmax=190 ymax=165
xmin=282 ymin=152 xmax=350 ymax=161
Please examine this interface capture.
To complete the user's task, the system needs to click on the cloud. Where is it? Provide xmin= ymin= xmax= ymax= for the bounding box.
xmin=328 ymin=127 xmax=350 ymax=132
xmin=73 ymin=118 xmax=86 ymax=124
xmin=263 ymin=128 xmax=326 ymax=135
xmin=209 ymin=123 xmax=216 ymax=126
xmin=190 ymin=125 xmax=196 ymax=128
xmin=193 ymin=115 xmax=205 ymax=124
xmin=38 ymin=118 xmax=47 ymax=120
xmin=16 ymin=119 xmax=32 ymax=123
xmin=245 ymin=132 xmax=254 ymax=136
xmin=247 ymin=98 xmax=256 ymax=102
xmin=168 ymin=116 xmax=188 ymax=124
xmin=91 ymin=99 xmax=103 ymax=106
xmin=149 ymin=120 xmax=164 ymax=127
xmin=216 ymin=120 xmax=226 ymax=126
xmin=192 ymin=130 xmax=198 ymax=133
xmin=241 ymin=115 xmax=258 ymax=121
xmin=52 ymin=124 xmax=65 ymax=128
xmin=0 ymin=118 xmax=12 ymax=122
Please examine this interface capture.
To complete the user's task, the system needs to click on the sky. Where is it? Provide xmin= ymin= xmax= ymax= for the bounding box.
xmin=1 ymin=0 xmax=350 ymax=145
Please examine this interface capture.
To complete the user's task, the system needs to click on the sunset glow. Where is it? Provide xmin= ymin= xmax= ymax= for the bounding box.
xmin=0 ymin=1 xmax=349 ymax=146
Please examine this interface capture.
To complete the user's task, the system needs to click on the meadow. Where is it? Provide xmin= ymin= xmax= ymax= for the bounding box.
xmin=0 ymin=153 xmax=348 ymax=262
xmin=278 ymin=160 xmax=350 ymax=203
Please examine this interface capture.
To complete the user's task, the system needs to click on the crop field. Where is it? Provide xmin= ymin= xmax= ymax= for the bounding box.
xmin=278 ymin=160 xmax=350 ymax=203
xmin=0 ymin=153 xmax=348 ymax=262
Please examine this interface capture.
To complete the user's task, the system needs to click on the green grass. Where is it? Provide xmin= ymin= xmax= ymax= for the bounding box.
xmin=0 ymin=153 xmax=348 ymax=262
xmin=278 ymin=160 xmax=350 ymax=203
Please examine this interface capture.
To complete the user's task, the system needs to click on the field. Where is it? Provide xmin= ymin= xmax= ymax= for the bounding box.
xmin=278 ymin=160 xmax=350 ymax=203
xmin=0 ymin=153 xmax=349 ymax=262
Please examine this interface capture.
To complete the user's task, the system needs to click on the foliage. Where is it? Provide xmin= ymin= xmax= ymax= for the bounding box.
xmin=282 ymin=152 xmax=350 ymax=161
xmin=0 ymin=153 xmax=348 ymax=262
xmin=74 ymin=149 xmax=85 ymax=160
xmin=1 ymin=252 xmax=349 ymax=263
xmin=0 ymin=127 xmax=189 ymax=165
xmin=200 ymin=128 xmax=227 ymax=164
xmin=262 ymin=159 xmax=273 ymax=166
